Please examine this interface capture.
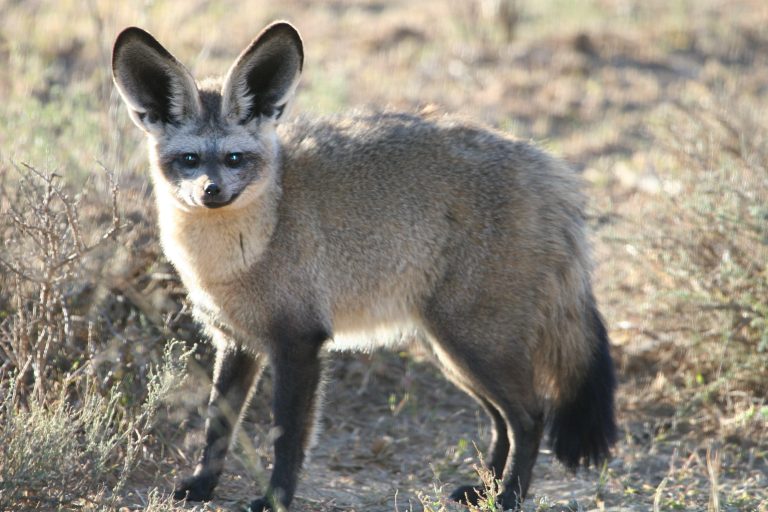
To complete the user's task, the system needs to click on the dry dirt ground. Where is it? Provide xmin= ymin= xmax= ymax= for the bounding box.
xmin=2 ymin=0 xmax=767 ymax=510
xmin=159 ymin=349 xmax=621 ymax=512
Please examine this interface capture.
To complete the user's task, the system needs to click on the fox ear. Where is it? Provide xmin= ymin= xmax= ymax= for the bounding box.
xmin=221 ymin=22 xmax=303 ymax=124
xmin=112 ymin=27 xmax=201 ymax=134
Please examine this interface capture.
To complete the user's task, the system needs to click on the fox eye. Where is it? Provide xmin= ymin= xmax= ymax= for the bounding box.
xmin=179 ymin=153 xmax=200 ymax=168
xmin=225 ymin=152 xmax=244 ymax=168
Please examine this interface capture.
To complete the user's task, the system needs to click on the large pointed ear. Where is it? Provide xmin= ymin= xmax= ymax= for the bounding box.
xmin=221 ymin=22 xmax=303 ymax=124
xmin=112 ymin=27 xmax=201 ymax=133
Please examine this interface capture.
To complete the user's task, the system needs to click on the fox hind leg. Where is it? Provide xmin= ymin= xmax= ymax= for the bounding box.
xmin=445 ymin=386 xmax=512 ymax=506
xmin=423 ymin=310 xmax=545 ymax=510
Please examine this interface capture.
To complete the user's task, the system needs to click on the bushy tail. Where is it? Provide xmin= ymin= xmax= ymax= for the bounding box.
xmin=548 ymin=305 xmax=617 ymax=470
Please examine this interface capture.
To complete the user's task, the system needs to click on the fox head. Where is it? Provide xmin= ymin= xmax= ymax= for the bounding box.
xmin=112 ymin=22 xmax=303 ymax=212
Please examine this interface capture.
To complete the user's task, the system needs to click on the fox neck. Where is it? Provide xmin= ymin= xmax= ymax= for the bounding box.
xmin=155 ymin=176 xmax=280 ymax=288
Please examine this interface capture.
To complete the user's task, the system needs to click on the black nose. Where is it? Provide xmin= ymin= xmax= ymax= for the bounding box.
xmin=204 ymin=182 xmax=221 ymax=197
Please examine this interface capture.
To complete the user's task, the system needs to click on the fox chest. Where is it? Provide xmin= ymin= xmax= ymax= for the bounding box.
xmin=159 ymin=227 xmax=271 ymax=345
xmin=183 ymin=276 xmax=267 ymax=347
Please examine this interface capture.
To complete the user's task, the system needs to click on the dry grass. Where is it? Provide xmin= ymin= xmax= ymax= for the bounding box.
xmin=1 ymin=0 xmax=766 ymax=510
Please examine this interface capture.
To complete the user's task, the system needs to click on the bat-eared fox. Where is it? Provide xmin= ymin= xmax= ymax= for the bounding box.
xmin=112 ymin=20 xmax=617 ymax=511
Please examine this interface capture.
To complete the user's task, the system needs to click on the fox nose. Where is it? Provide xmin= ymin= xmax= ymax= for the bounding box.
xmin=204 ymin=182 xmax=221 ymax=197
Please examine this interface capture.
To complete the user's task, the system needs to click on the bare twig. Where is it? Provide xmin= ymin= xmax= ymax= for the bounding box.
xmin=0 ymin=161 xmax=121 ymax=402
xmin=706 ymin=445 xmax=721 ymax=512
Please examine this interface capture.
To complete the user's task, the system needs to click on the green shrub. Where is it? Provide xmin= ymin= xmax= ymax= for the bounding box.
xmin=639 ymin=90 xmax=767 ymax=429
xmin=0 ymin=341 xmax=193 ymax=511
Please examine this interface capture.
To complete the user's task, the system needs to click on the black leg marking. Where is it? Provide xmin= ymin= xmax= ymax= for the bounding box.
xmin=499 ymin=411 xmax=544 ymax=510
xmin=174 ymin=345 xmax=263 ymax=502
xmin=449 ymin=394 xmax=511 ymax=505
xmin=251 ymin=326 xmax=327 ymax=510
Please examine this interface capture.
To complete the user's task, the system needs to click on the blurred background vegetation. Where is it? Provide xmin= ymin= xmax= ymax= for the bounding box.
xmin=0 ymin=0 xmax=766 ymax=510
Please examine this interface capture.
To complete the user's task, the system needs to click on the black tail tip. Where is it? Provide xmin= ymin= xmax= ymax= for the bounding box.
xmin=548 ymin=308 xmax=618 ymax=470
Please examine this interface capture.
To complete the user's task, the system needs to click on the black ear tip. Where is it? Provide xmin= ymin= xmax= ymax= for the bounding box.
xmin=264 ymin=21 xmax=301 ymax=38
xmin=112 ymin=27 xmax=173 ymax=65
xmin=114 ymin=26 xmax=154 ymax=48
xmin=261 ymin=20 xmax=304 ymax=64
xmin=113 ymin=27 xmax=148 ymax=63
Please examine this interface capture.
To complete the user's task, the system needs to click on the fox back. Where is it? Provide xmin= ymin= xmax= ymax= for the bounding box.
xmin=113 ymin=21 xmax=616 ymax=512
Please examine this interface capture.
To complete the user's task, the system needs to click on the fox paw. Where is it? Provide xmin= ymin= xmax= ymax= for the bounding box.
xmin=449 ymin=484 xmax=485 ymax=505
xmin=173 ymin=472 xmax=218 ymax=502
xmin=248 ymin=497 xmax=273 ymax=511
